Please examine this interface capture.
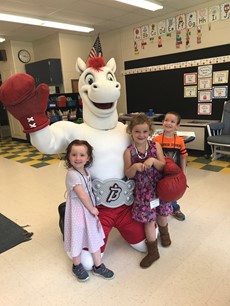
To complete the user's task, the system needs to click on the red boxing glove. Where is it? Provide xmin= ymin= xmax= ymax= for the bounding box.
xmin=0 ymin=73 xmax=50 ymax=133
xmin=157 ymin=157 xmax=187 ymax=202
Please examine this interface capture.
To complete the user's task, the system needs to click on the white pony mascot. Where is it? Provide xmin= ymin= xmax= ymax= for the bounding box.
xmin=0 ymin=56 xmax=146 ymax=269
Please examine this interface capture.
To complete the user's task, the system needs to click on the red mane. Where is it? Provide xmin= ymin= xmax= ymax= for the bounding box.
xmin=87 ymin=57 xmax=105 ymax=71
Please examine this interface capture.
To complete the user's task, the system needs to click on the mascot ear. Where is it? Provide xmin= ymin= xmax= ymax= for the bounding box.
xmin=76 ymin=57 xmax=86 ymax=73
xmin=106 ymin=58 xmax=116 ymax=73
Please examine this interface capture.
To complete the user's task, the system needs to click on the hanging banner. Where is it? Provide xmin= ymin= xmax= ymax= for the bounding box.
xmin=166 ymin=17 xmax=176 ymax=33
xmin=197 ymin=8 xmax=208 ymax=25
xmin=158 ymin=20 xmax=166 ymax=36
xmin=149 ymin=23 xmax=157 ymax=41
xmin=209 ymin=5 xmax=220 ymax=22
xmin=141 ymin=25 xmax=149 ymax=40
xmin=186 ymin=11 xmax=197 ymax=28
xmin=133 ymin=27 xmax=141 ymax=41
xmin=220 ymin=2 xmax=230 ymax=20
xmin=176 ymin=14 xmax=186 ymax=30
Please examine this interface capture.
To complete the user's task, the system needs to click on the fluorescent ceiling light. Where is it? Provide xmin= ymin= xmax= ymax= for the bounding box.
xmin=115 ymin=0 xmax=163 ymax=11
xmin=0 ymin=37 xmax=6 ymax=42
xmin=0 ymin=13 xmax=94 ymax=33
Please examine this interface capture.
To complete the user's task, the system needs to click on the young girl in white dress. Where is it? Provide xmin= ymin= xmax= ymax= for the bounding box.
xmin=64 ymin=139 xmax=114 ymax=282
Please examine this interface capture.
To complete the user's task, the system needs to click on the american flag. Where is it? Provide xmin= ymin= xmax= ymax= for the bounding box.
xmin=89 ymin=34 xmax=103 ymax=58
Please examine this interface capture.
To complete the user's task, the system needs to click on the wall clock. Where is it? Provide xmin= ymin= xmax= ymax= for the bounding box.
xmin=18 ymin=49 xmax=31 ymax=63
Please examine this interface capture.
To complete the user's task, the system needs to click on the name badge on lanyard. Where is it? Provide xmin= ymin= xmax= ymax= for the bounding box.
xmin=150 ymin=198 xmax=160 ymax=209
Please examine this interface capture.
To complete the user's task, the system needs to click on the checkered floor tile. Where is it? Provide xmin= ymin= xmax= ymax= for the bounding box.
xmin=187 ymin=153 xmax=230 ymax=174
xmin=0 ymin=137 xmax=63 ymax=168
xmin=1 ymin=137 xmax=230 ymax=173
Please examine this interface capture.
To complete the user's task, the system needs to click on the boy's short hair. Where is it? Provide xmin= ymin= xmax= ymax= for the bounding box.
xmin=164 ymin=111 xmax=181 ymax=124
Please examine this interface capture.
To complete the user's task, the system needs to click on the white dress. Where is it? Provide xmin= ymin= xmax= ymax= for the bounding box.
xmin=64 ymin=167 xmax=105 ymax=257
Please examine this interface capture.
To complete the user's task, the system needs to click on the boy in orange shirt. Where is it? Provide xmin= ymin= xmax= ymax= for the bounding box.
xmin=154 ymin=111 xmax=187 ymax=221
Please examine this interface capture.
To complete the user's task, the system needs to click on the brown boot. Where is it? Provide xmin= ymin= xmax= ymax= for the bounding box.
xmin=140 ymin=240 xmax=160 ymax=268
xmin=158 ymin=224 xmax=171 ymax=247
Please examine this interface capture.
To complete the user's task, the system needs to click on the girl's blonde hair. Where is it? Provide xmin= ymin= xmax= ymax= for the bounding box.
xmin=126 ymin=113 xmax=154 ymax=135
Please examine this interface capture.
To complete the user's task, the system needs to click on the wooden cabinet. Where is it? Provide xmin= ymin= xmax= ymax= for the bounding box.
xmin=7 ymin=113 xmax=27 ymax=140
xmin=25 ymin=59 xmax=63 ymax=86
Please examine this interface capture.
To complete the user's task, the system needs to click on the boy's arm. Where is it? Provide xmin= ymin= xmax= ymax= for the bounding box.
xmin=180 ymin=155 xmax=187 ymax=174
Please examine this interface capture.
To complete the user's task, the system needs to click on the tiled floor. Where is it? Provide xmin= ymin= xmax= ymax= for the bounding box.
xmin=1 ymin=137 xmax=230 ymax=173
xmin=0 ymin=137 xmax=63 ymax=168
xmin=1 ymin=142 xmax=230 ymax=306
xmin=187 ymin=154 xmax=230 ymax=174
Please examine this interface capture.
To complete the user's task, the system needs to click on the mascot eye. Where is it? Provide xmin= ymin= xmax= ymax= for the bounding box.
xmin=85 ymin=73 xmax=95 ymax=85
xmin=107 ymin=73 xmax=114 ymax=81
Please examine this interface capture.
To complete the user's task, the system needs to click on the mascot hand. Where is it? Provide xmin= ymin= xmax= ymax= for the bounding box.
xmin=157 ymin=157 xmax=187 ymax=202
xmin=0 ymin=73 xmax=50 ymax=133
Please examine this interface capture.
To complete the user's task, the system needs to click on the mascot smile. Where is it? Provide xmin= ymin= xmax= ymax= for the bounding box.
xmin=0 ymin=55 xmax=147 ymax=270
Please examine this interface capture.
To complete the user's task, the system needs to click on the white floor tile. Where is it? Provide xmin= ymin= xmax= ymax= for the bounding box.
xmin=1 ymin=157 xmax=230 ymax=306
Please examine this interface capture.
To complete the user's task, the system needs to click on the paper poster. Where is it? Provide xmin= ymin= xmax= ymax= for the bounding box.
xmin=133 ymin=27 xmax=141 ymax=41
xmin=209 ymin=5 xmax=220 ymax=22
xmin=158 ymin=20 xmax=166 ymax=35
xmin=176 ymin=14 xmax=186 ymax=30
xmin=149 ymin=23 xmax=157 ymax=40
xmin=186 ymin=11 xmax=197 ymax=28
xmin=197 ymin=8 xmax=208 ymax=25
xmin=213 ymin=70 xmax=229 ymax=84
xmin=166 ymin=17 xmax=176 ymax=33
xmin=184 ymin=86 xmax=197 ymax=97
xmin=220 ymin=3 xmax=230 ymax=20
xmin=198 ymin=103 xmax=212 ymax=115
xmin=198 ymin=90 xmax=212 ymax=102
xmin=212 ymin=86 xmax=228 ymax=98
xmin=184 ymin=73 xmax=197 ymax=85
xmin=198 ymin=65 xmax=213 ymax=78
xmin=141 ymin=25 xmax=149 ymax=40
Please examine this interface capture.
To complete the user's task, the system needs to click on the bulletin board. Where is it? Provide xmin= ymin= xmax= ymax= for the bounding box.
xmin=124 ymin=44 xmax=230 ymax=120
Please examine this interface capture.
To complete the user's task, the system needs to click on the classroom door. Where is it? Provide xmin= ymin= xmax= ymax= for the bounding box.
xmin=71 ymin=79 xmax=79 ymax=93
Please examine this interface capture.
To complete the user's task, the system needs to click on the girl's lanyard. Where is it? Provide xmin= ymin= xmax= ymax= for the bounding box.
xmin=162 ymin=133 xmax=177 ymax=161
xmin=76 ymin=169 xmax=95 ymax=205
xmin=76 ymin=169 xmax=101 ymax=230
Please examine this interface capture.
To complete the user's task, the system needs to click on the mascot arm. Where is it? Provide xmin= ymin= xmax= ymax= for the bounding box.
xmin=0 ymin=73 xmax=49 ymax=133
xmin=31 ymin=121 xmax=81 ymax=154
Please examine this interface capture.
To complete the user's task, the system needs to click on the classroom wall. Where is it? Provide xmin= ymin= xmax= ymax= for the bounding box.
xmin=103 ymin=0 xmax=230 ymax=114
xmin=0 ymin=0 xmax=229 ymax=117
xmin=0 ymin=40 xmax=34 ymax=80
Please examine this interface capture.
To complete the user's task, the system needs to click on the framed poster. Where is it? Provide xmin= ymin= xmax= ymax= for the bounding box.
xmin=184 ymin=73 xmax=197 ymax=85
xmin=213 ymin=70 xmax=229 ymax=84
xmin=184 ymin=86 xmax=197 ymax=97
xmin=198 ymin=103 xmax=212 ymax=115
xmin=198 ymin=90 xmax=212 ymax=102
xmin=212 ymin=85 xmax=228 ymax=98
xmin=198 ymin=78 xmax=212 ymax=90
xmin=198 ymin=65 xmax=212 ymax=78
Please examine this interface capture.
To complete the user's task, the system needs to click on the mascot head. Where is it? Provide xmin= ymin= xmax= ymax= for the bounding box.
xmin=76 ymin=56 xmax=121 ymax=130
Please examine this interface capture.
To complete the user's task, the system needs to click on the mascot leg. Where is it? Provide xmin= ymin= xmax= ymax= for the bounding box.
xmin=130 ymin=240 xmax=147 ymax=252
xmin=113 ymin=205 xmax=147 ymax=252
